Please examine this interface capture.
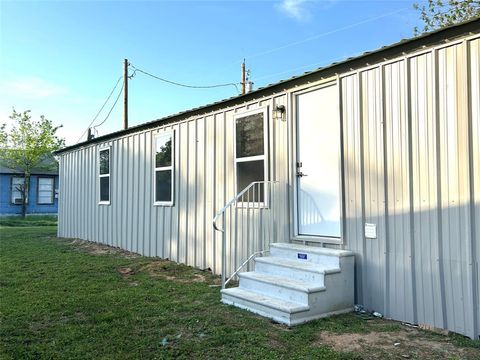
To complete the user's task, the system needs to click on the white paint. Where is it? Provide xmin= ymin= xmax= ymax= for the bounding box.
xmin=296 ymin=84 xmax=341 ymax=237
xmin=365 ymin=223 xmax=377 ymax=239
xmin=221 ymin=242 xmax=355 ymax=326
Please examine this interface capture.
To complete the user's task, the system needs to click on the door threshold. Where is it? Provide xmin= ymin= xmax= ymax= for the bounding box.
xmin=291 ymin=236 xmax=343 ymax=246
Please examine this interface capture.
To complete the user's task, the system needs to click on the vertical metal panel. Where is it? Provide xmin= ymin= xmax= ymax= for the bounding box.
xmin=409 ymin=51 xmax=444 ymax=329
xmin=384 ymin=59 xmax=415 ymax=323
xmin=468 ymin=37 xmax=480 ymax=339
xmin=437 ymin=43 xmax=473 ymax=336
xmin=341 ymin=74 xmax=365 ymax=305
xmin=361 ymin=66 xmax=387 ymax=313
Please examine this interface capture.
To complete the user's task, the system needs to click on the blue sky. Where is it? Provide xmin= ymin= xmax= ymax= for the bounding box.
xmin=0 ymin=0 xmax=423 ymax=145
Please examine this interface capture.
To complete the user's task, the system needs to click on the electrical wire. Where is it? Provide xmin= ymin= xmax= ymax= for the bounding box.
xmin=244 ymin=7 xmax=410 ymax=61
xmin=129 ymin=64 xmax=240 ymax=93
xmin=76 ymin=76 xmax=123 ymax=143
xmin=93 ymin=82 xmax=124 ymax=131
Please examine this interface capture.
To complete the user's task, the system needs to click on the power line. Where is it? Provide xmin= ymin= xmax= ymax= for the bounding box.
xmin=254 ymin=50 xmax=365 ymax=83
xmin=92 ymin=81 xmax=124 ymax=132
xmin=244 ymin=7 xmax=410 ymax=61
xmin=77 ymin=76 xmax=123 ymax=143
xmin=129 ymin=64 xmax=240 ymax=93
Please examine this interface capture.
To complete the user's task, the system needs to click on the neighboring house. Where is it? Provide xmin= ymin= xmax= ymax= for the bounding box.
xmin=54 ymin=19 xmax=479 ymax=339
xmin=0 ymin=157 xmax=59 ymax=215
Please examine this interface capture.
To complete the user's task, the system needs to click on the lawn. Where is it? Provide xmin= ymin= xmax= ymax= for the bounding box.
xmin=0 ymin=225 xmax=478 ymax=359
xmin=0 ymin=215 xmax=57 ymax=227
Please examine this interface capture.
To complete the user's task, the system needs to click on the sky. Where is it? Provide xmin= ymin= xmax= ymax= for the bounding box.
xmin=0 ymin=0 xmax=424 ymax=145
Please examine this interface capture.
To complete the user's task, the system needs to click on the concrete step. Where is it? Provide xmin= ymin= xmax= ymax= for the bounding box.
xmin=238 ymin=271 xmax=325 ymax=304
xmin=221 ymin=242 xmax=355 ymax=326
xmin=221 ymin=287 xmax=309 ymax=315
xmin=254 ymin=256 xmax=340 ymax=284
xmin=221 ymin=287 xmax=311 ymax=325
xmin=270 ymin=242 xmax=354 ymax=268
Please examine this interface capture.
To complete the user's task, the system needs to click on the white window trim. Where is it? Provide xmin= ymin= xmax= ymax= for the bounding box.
xmin=37 ymin=177 xmax=55 ymax=205
xmin=153 ymin=131 xmax=174 ymax=206
xmin=233 ymin=106 xmax=269 ymax=206
xmin=98 ymin=146 xmax=111 ymax=205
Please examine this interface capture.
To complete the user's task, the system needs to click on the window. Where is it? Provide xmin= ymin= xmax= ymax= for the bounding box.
xmin=37 ymin=177 xmax=54 ymax=204
xmin=234 ymin=108 xmax=268 ymax=202
xmin=154 ymin=132 xmax=174 ymax=205
xmin=11 ymin=177 xmax=28 ymax=205
xmin=99 ymin=148 xmax=110 ymax=204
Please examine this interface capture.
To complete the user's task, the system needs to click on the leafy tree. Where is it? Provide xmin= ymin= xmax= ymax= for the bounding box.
xmin=414 ymin=0 xmax=480 ymax=34
xmin=0 ymin=110 xmax=64 ymax=217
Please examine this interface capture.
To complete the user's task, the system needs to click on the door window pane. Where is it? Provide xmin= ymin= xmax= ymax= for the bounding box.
xmin=235 ymin=113 xmax=264 ymax=158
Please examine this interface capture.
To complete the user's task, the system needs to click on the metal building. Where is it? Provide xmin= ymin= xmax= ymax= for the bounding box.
xmin=55 ymin=19 xmax=480 ymax=339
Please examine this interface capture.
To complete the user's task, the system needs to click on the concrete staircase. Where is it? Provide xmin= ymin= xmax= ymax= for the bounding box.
xmin=221 ymin=242 xmax=355 ymax=326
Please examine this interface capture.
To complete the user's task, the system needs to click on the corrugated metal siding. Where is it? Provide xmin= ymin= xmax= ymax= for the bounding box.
xmin=341 ymin=35 xmax=480 ymax=339
xmin=58 ymin=31 xmax=479 ymax=339
xmin=58 ymin=95 xmax=290 ymax=278
xmin=470 ymin=37 xmax=480 ymax=340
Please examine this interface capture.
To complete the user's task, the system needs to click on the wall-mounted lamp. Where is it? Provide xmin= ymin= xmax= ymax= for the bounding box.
xmin=273 ymin=105 xmax=286 ymax=121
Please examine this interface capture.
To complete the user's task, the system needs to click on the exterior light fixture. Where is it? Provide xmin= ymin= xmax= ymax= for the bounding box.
xmin=273 ymin=105 xmax=286 ymax=121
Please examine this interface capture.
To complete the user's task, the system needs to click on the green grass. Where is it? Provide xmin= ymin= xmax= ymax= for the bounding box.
xmin=0 ymin=227 xmax=478 ymax=359
xmin=0 ymin=215 xmax=57 ymax=227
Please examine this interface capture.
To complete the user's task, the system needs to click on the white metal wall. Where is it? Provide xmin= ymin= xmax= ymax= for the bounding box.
xmin=58 ymin=96 xmax=291 ymax=276
xmin=341 ymin=35 xmax=480 ymax=339
xmin=58 ymin=29 xmax=479 ymax=338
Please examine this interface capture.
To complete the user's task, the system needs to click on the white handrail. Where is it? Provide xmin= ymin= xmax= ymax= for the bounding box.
xmin=213 ymin=180 xmax=279 ymax=289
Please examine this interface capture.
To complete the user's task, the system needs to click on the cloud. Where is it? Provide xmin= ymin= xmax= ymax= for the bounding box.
xmin=0 ymin=76 xmax=68 ymax=99
xmin=277 ymin=0 xmax=311 ymax=22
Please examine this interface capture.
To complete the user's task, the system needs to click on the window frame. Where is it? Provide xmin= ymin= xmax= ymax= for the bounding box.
xmin=98 ymin=146 xmax=111 ymax=205
xmin=11 ymin=176 xmax=28 ymax=205
xmin=233 ymin=106 xmax=269 ymax=206
xmin=153 ymin=130 xmax=174 ymax=206
xmin=37 ymin=176 xmax=55 ymax=205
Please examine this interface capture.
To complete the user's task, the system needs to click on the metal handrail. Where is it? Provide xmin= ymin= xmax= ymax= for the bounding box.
xmin=213 ymin=180 xmax=279 ymax=289
xmin=224 ymin=250 xmax=269 ymax=288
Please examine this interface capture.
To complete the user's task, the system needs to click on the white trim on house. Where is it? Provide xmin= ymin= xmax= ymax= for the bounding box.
xmin=98 ymin=146 xmax=111 ymax=205
xmin=233 ymin=106 xmax=269 ymax=206
xmin=153 ymin=130 xmax=174 ymax=207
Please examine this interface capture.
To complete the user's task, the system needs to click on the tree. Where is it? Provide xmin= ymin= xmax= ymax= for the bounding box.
xmin=414 ymin=0 xmax=480 ymax=34
xmin=0 ymin=110 xmax=64 ymax=217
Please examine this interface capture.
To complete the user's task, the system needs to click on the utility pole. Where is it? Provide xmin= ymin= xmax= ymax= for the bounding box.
xmin=123 ymin=58 xmax=129 ymax=130
xmin=241 ymin=59 xmax=246 ymax=95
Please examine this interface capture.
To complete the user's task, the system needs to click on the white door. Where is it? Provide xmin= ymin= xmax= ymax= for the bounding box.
xmin=296 ymin=84 xmax=341 ymax=238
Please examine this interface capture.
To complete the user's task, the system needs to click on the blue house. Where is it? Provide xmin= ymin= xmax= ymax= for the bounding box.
xmin=0 ymin=157 xmax=59 ymax=216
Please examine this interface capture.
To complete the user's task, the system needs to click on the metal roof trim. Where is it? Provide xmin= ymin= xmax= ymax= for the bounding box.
xmin=54 ymin=17 xmax=480 ymax=155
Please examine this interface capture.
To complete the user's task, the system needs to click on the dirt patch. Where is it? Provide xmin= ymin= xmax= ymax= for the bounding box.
xmin=140 ymin=261 xmax=220 ymax=285
xmin=68 ymin=239 xmax=139 ymax=258
xmin=316 ymin=326 xmax=479 ymax=359
xmin=117 ymin=267 xmax=135 ymax=278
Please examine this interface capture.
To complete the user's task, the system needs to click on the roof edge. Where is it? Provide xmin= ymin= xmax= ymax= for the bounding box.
xmin=55 ymin=17 xmax=480 ymax=155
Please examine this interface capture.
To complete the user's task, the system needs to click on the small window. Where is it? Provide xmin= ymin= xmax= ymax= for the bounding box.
xmin=234 ymin=108 xmax=268 ymax=202
xmin=99 ymin=148 xmax=110 ymax=204
xmin=11 ymin=176 xmax=28 ymax=204
xmin=154 ymin=132 xmax=173 ymax=205
xmin=37 ymin=177 xmax=54 ymax=204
